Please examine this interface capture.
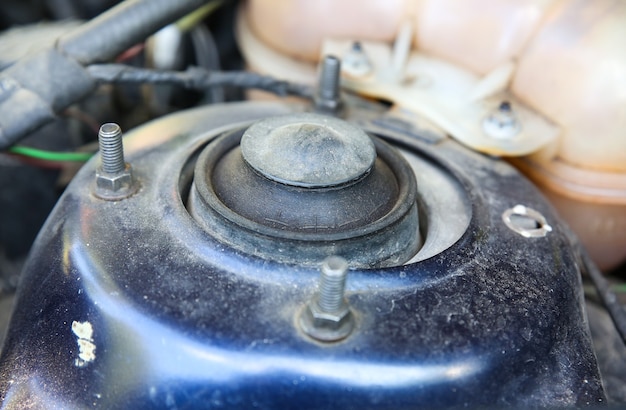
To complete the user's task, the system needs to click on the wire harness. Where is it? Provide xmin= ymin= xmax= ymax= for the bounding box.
xmin=87 ymin=64 xmax=314 ymax=99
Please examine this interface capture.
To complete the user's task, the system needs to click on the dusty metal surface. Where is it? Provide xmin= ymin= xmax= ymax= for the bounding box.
xmin=0 ymin=101 xmax=605 ymax=408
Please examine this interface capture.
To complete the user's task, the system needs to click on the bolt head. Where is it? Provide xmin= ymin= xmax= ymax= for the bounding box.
xmin=299 ymin=297 xmax=354 ymax=342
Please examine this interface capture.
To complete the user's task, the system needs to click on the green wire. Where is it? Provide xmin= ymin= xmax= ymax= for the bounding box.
xmin=8 ymin=146 xmax=93 ymax=162
xmin=175 ymin=0 xmax=223 ymax=33
xmin=585 ymin=283 xmax=626 ymax=294
xmin=614 ymin=283 xmax=626 ymax=293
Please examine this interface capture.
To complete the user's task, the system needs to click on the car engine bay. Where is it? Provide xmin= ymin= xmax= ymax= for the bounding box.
xmin=0 ymin=1 xmax=625 ymax=408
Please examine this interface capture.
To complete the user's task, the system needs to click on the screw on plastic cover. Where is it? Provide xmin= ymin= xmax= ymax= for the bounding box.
xmin=482 ymin=101 xmax=522 ymax=140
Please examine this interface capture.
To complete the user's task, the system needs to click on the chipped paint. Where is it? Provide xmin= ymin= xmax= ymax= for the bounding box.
xmin=71 ymin=321 xmax=96 ymax=367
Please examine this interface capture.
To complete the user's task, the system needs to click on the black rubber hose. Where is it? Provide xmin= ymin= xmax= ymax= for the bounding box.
xmin=0 ymin=0 xmax=214 ymax=149
xmin=190 ymin=24 xmax=224 ymax=103
xmin=57 ymin=0 xmax=210 ymax=65
xmin=580 ymin=246 xmax=626 ymax=344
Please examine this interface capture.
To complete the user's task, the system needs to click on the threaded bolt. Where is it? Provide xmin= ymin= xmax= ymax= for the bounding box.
xmin=317 ymin=256 xmax=349 ymax=312
xmin=98 ymin=123 xmax=125 ymax=174
xmin=318 ymin=56 xmax=341 ymax=101
xmin=298 ymin=256 xmax=354 ymax=342
xmin=94 ymin=122 xmax=136 ymax=200
xmin=315 ymin=56 xmax=342 ymax=113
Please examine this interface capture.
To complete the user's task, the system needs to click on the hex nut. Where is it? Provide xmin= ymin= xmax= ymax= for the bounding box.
xmin=299 ymin=296 xmax=354 ymax=342
xmin=94 ymin=164 xmax=137 ymax=200
xmin=314 ymin=97 xmax=342 ymax=114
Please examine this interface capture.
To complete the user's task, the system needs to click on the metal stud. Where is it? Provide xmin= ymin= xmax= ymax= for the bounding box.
xmin=299 ymin=256 xmax=355 ymax=342
xmin=94 ymin=123 xmax=137 ymax=200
